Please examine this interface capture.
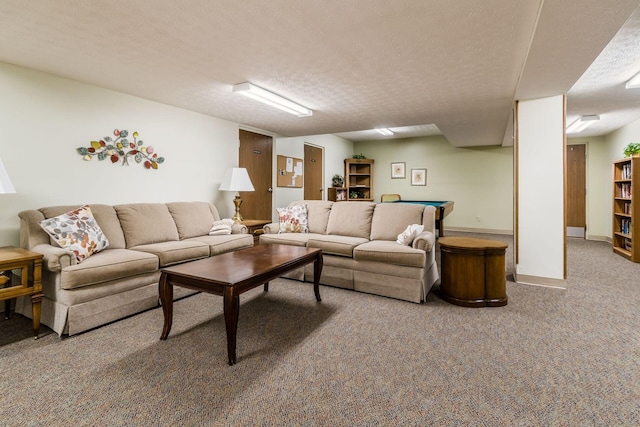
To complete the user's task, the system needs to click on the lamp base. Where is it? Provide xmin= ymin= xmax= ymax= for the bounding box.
xmin=232 ymin=193 xmax=244 ymax=223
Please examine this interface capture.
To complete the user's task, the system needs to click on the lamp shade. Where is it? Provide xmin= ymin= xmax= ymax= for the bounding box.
xmin=0 ymin=157 xmax=16 ymax=194
xmin=219 ymin=167 xmax=255 ymax=192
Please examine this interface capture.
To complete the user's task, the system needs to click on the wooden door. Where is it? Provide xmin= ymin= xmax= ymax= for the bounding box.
xmin=239 ymin=129 xmax=273 ymax=220
xmin=566 ymin=144 xmax=586 ymax=238
xmin=304 ymin=144 xmax=323 ymax=200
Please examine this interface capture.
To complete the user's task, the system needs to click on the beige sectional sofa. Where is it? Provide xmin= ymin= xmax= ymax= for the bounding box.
xmin=16 ymin=201 xmax=253 ymax=336
xmin=260 ymin=200 xmax=439 ymax=303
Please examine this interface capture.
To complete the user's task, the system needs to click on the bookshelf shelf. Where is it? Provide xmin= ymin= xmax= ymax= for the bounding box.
xmin=612 ymin=157 xmax=640 ymax=262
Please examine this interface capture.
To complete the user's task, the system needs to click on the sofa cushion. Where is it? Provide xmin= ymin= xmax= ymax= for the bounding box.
xmin=186 ymin=234 xmax=254 ymax=255
xmin=130 ymin=240 xmax=209 ymax=267
xmin=290 ymin=200 xmax=333 ymax=234
xmin=370 ymin=203 xmax=425 ymax=241
xmin=39 ymin=205 xmax=110 ymax=263
xmin=60 ymin=248 xmax=158 ymax=290
xmin=308 ymin=235 xmax=369 ymax=257
xmin=167 ymin=201 xmax=220 ymax=240
xmin=326 ymin=202 xmax=375 ymax=239
xmin=40 ymin=204 xmax=127 ymax=249
xmin=354 ymin=240 xmax=426 ymax=268
xmin=115 ymin=203 xmax=180 ymax=247
xmin=259 ymin=232 xmax=317 ymax=247
xmin=277 ymin=204 xmax=309 ymax=233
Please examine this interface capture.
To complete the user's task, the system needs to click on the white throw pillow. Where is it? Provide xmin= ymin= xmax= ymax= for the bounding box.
xmin=209 ymin=218 xmax=234 ymax=235
xmin=396 ymin=224 xmax=424 ymax=245
xmin=38 ymin=205 xmax=110 ymax=262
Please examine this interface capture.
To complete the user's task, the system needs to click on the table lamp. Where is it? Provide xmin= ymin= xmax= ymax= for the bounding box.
xmin=219 ymin=167 xmax=255 ymax=223
xmin=0 ymin=157 xmax=15 ymax=194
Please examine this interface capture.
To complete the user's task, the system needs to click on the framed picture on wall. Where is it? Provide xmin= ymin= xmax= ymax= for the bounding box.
xmin=411 ymin=168 xmax=427 ymax=186
xmin=391 ymin=162 xmax=406 ymax=179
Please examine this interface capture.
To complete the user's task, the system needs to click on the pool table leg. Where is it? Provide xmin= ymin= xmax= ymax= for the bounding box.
xmin=438 ymin=207 xmax=445 ymax=237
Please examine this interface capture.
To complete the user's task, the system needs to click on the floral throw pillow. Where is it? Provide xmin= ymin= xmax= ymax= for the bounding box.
xmin=38 ymin=205 xmax=109 ymax=263
xmin=277 ymin=204 xmax=309 ymax=233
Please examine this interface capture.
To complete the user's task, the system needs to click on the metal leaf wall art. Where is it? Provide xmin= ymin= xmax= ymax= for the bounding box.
xmin=77 ymin=129 xmax=165 ymax=170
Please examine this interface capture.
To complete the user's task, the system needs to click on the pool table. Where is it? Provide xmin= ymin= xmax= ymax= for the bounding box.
xmin=392 ymin=200 xmax=454 ymax=237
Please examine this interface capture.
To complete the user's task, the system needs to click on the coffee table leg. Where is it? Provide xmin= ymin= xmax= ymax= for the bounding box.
xmin=263 ymin=282 xmax=269 ymax=292
xmin=313 ymin=253 xmax=323 ymax=302
xmin=223 ymin=287 xmax=240 ymax=365
xmin=159 ymin=273 xmax=173 ymax=340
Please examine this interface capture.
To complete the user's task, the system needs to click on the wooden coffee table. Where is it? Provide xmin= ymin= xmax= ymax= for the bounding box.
xmin=159 ymin=244 xmax=323 ymax=365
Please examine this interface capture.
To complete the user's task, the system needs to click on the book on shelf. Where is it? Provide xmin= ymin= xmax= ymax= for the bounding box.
xmin=622 ymin=163 xmax=632 ymax=180
xmin=621 ymin=218 xmax=632 ymax=235
xmin=625 ymin=202 xmax=632 ymax=214
xmin=625 ymin=238 xmax=632 ymax=251
xmin=620 ymin=183 xmax=632 ymax=198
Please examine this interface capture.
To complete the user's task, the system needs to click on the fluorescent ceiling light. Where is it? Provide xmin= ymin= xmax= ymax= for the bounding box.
xmin=626 ymin=72 xmax=640 ymax=89
xmin=566 ymin=115 xmax=599 ymax=134
xmin=232 ymin=82 xmax=312 ymax=117
xmin=375 ymin=128 xmax=394 ymax=136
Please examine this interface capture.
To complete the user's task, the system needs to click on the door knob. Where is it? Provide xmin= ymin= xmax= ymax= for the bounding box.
xmin=268 ymin=187 xmax=273 ymax=192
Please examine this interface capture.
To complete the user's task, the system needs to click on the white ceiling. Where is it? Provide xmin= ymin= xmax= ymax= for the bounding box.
xmin=0 ymin=1 xmax=638 ymax=146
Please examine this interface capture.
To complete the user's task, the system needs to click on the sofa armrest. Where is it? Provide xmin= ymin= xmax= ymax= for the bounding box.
xmin=412 ymin=231 xmax=435 ymax=252
xmin=31 ymin=243 xmax=77 ymax=272
xmin=263 ymin=222 xmax=279 ymax=234
xmin=231 ymin=223 xmax=248 ymax=234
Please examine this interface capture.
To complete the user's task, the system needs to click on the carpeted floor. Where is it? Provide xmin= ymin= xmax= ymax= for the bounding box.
xmin=1 ymin=232 xmax=639 ymax=426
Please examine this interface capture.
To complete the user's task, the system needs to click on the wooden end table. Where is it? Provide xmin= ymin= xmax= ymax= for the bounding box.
xmin=241 ymin=219 xmax=271 ymax=245
xmin=159 ymin=244 xmax=323 ymax=365
xmin=0 ymin=246 xmax=44 ymax=338
xmin=438 ymin=236 xmax=508 ymax=307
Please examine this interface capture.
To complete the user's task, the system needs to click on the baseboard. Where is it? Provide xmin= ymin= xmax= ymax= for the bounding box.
xmin=515 ymin=273 xmax=567 ymax=289
xmin=586 ymin=234 xmax=611 ymax=243
xmin=445 ymin=226 xmax=513 ymax=235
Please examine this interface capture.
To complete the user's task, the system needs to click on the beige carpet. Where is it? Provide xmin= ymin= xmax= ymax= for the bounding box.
xmin=1 ymin=233 xmax=639 ymax=426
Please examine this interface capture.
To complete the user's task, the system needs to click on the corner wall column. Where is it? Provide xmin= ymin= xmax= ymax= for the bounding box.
xmin=515 ymin=95 xmax=566 ymax=288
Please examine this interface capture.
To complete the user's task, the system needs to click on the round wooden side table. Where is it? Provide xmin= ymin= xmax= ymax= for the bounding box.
xmin=438 ymin=236 xmax=508 ymax=307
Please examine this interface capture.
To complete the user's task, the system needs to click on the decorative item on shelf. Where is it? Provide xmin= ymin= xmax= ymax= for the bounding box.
xmin=349 ymin=190 xmax=364 ymax=199
xmin=352 ymin=153 xmax=366 ymax=159
xmin=623 ymin=142 xmax=640 ymax=157
xmin=332 ymin=174 xmax=344 ymax=187
xmin=77 ymin=129 xmax=165 ymax=169
xmin=219 ymin=167 xmax=255 ymax=223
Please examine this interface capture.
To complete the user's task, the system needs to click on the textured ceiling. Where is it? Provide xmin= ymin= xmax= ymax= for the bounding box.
xmin=0 ymin=1 xmax=638 ymax=146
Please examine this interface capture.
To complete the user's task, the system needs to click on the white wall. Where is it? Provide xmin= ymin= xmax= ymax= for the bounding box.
xmin=516 ymin=96 xmax=565 ymax=285
xmin=0 ymin=62 xmax=241 ymax=246
xmin=354 ymin=136 xmax=514 ymax=233
xmin=273 ymin=134 xmax=353 ymax=214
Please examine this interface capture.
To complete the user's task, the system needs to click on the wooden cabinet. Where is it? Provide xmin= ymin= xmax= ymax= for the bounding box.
xmin=613 ymin=157 xmax=640 ymax=262
xmin=344 ymin=159 xmax=374 ymax=201
xmin=327 ymin=187 xmax=347 ymax=202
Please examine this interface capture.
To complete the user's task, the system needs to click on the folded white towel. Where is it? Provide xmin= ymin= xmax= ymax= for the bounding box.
xmin=209 ymin=218 xmax=235 ymax=235
xmin=396 ymin=224 xmax=424 ymax=245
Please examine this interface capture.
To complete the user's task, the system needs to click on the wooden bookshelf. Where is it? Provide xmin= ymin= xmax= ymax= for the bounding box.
xmin=344 ymin=158 xmax=374 ymax=201
xmin=612 ymin=157 xmax=640 ymax=262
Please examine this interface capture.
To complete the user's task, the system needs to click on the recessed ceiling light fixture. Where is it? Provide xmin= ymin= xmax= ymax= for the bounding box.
xmin=626 ymin=72 xmax=640 ymax=89
xmin=232 ymin=82 xmax=312 ymax=117
xmin=566 ymin=115 xmax=600 ymax=134
xmin=375 ymin=128 xmax=394 ymax=136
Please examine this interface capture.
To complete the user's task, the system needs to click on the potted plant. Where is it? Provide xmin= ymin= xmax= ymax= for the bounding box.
xmin=623 ymin=142 xmax=640 ymax=157
xmin=352 ymin=153 xmax=366 ymax=159
xmin=332 ymin=174 xmax=344 ymax=187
